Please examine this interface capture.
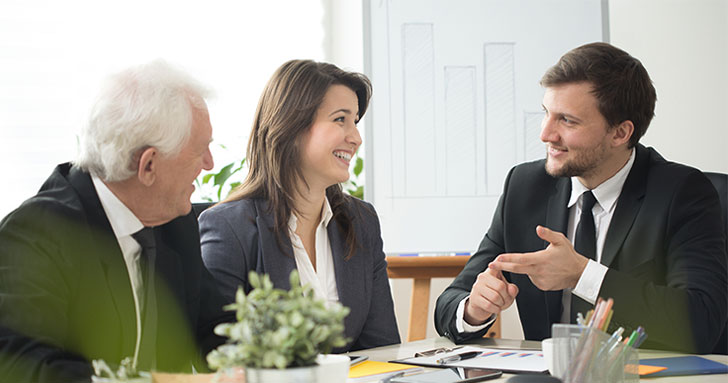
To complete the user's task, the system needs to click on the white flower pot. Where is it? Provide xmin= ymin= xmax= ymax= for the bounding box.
xmin=244 ymin=354 xmax=349 ymax=383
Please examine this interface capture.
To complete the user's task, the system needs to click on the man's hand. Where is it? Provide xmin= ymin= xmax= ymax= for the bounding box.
xmin=463 ymin=266 xmax=519 ymax=326
xmin=489 ymin=225 xmax=589 ymax=291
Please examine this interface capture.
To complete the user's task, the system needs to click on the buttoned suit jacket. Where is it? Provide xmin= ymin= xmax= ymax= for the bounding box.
xmin=199 ymin=196 xmax=401 ymax=352
xmin=434 ymin=144 xmax=727 ymax=353
xmin=0 ymin=163 xmax=232 ymax=382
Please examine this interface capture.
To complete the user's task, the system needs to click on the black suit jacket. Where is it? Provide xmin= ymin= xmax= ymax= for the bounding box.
xmin=199 ymin=197 xmax=401 ymax=352
xmin=435 ymin=145 xmax=727 ymax=353
xmin=0 ymin=163 xmax=233 ymax=382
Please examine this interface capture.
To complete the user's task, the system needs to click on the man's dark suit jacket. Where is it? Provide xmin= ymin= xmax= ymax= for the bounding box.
xmin=0 ymin=163 xmax=233 ymax=382
xmin=435 ymin=145 xmax=727 ymax=354
xmin=199 ymin=197 xmax=401 ymax=352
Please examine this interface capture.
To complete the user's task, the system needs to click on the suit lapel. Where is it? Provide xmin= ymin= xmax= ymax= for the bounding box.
xmin=543 ymin=177 xmax=571 ymax=327
xmin=601 ymin=145 xmax=648 ymax=267
xmin=545 ymin=177 xmax=571 ymax=236
xmin=66 ymin=166 xmax=137 ymax=356
xmin=153 ymin=214 xmax=205 ymax=372
xmin=254 ymin=200 xmax=296 ymax=290
xmin=328 ymin=219 xmax=361 ymax=336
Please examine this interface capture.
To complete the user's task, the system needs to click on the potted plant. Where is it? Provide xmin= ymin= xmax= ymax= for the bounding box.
xmin=207 ymin=270 xmax=351 ymax=383
xmin=92 ymin=357 xmax=150 ymax=383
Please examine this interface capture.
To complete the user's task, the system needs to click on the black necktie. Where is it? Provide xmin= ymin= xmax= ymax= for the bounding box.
xmin=570 ymin=191 xmax=597 ymax=323
xmin=131 ymin=227 xmax=158 ymax=370
xmin=575 ymin=191 xmax=597 ymax=260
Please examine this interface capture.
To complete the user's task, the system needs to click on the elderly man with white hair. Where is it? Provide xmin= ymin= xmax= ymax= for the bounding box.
xmin=0 ymin=60 xmax=233 ymax=382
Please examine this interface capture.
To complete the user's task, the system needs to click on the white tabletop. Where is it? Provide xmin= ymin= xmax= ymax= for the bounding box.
xmin=355 ymin=337 xmax=728 ymax=382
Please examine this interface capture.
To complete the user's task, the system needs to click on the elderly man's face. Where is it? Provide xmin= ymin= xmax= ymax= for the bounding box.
xmin=152 ymin=104 xmax=214 ymax=221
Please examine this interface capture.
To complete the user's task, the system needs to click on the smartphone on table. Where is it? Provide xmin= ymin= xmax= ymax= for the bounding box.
xmin=390 ymin=367 xmax=502 ymax=382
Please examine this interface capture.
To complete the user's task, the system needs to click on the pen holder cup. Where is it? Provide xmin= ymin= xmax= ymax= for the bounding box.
xmin=551 ymin=324 xmax=638 ymax=383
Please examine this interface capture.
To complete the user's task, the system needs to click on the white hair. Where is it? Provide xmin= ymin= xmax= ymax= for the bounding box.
xmin=75 ymin=60 xmax=211 ymax=182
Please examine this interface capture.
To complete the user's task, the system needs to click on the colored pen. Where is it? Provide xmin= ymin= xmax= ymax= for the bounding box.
xmin=597 ymin=298 xmax=613 ymax=329
xmin=381 ymin=371 xmax=405 ymax=383
xmin=577 ymin=312 xmax=585 ymax=326
xmin=601 ymin=309 xmax=614 ymax=332
xmin=634 ymin=331 xmax=649 ymax=348
xmin=585 ymin=309 xmax=594 ymax=325
xmin=596 ymin=327 xmax=624 ymax=359
xmin=592 ymin=298 xmax=607 ymax=328
xmin=626 ymin=330 xmax=640 ymax=347
xmin=348 ymin=355 xmax=368 ymax=367
xmin=436 ymin=351 xmax=481 ymax=365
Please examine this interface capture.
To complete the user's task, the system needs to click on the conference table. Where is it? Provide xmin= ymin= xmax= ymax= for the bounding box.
xmin=356 ymin=337 xmax=728 ymax=382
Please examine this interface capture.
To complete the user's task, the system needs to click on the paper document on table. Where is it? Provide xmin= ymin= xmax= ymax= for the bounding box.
xmin=394 ymin=346 xmax=547 ymax=373
xmin=348 ymin=360 xmax=423 ymax=382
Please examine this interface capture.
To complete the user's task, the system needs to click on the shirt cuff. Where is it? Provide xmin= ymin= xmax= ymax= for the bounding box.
xmin=455 ymin=296 xmax=497 ymax=333
xmin=572 ymin=259 xmax=609 ymax=304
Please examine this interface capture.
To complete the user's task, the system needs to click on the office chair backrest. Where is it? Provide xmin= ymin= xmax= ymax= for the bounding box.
xmin=704 ymin=171 xmax=728 ymax=355
xmin=705 ymin=172 xmax=728 ymax=253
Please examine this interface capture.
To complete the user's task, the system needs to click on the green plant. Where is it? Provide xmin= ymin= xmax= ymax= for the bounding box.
xmin=195 ymin=157 xmax=246 ymax=202
xmin=92 ymin=357 xmax=147 ymax=381
xmin=207 ymin=270 xmax=350 ymax=370
xmin=196 ymin=149 xmax=365 ymax=202
xmin=343 ymin=153 xmax=364 ymax=199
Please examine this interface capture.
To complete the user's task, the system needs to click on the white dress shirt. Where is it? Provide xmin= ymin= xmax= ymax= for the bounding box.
xmin=91 ymin=175 xmax=145 ymax=366
xmin=287 ymin=197 xmax=340 ymax=306
xmin=455 ymin=149 xmax=636 ymax=334
xmin=560 ymin=148 xmax=635 ymax=322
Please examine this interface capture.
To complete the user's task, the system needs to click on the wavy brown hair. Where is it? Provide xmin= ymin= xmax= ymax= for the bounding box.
xmin=223 ymin=59 xmax=372 ymax=259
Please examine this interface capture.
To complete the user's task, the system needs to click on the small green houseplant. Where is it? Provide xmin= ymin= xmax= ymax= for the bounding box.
xmin=195 ymin=151 xmax=364 ymax=202
xmin=207 ymin=270 xmax=350 ymax=381
xmin=91 ymin=357 xmax=149 ymax=383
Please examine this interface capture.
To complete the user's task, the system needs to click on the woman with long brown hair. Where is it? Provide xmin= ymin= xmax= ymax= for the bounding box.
xmin=199 ymin=59 xmax=400 ymax=351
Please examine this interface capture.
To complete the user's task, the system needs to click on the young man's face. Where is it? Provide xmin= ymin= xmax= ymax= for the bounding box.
xmin=540 ymin=82 xmax=613 ymax=180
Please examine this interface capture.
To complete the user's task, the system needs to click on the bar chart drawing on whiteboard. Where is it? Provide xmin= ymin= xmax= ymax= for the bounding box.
xmin=365 ymin=0 xmax=607 ymax=252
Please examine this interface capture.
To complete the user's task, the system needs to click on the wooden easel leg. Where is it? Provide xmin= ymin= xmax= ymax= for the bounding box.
xmin=407 ymin=278 xmax=430 ymax=341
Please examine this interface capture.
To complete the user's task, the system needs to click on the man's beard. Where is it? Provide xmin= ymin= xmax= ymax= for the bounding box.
xmin=544 ymin=142 xmax=607 ymax=179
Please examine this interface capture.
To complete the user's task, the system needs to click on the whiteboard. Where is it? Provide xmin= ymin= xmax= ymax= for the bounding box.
xmin=363 ymin=0 xmax=608 ymax=253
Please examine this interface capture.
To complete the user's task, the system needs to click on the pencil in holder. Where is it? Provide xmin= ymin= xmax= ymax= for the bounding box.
xmin=552 ymin=324 xmax=638 ymax=383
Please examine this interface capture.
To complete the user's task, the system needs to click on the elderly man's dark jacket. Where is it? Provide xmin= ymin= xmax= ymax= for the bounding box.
xmin=0 ymin=163 xmax=232 ymax=382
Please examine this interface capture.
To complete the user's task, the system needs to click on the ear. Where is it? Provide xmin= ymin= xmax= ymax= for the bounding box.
xmin=610 ymin=120 xmax=634 ymax=148
xmin=136 ymin=147 xmax=158 ymax=187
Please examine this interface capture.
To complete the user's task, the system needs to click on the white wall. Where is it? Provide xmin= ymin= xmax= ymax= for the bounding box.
xmin=0 ymin=0 xmax=327 ymax=218
xmin=611 ymin=0 xmax=728 ymax=174
xmin=332 ymin=0 xmax=728 ymax=342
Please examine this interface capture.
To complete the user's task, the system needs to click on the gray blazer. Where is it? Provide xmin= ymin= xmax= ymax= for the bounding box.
xmin=199 ymin=197 xmax=401 ymax=352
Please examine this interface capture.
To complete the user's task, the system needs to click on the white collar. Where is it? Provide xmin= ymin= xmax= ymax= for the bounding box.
xmin=91 ymin=175 xmax=144 ymax=239
xmin=287 ymin=196 xmax=334 ymax=233
xmin=568 ymin=148 xmax=636 ymax=211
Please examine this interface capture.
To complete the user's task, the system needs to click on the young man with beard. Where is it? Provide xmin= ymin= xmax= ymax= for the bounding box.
xmin=435 ymin=42 xmax=727 ymax=354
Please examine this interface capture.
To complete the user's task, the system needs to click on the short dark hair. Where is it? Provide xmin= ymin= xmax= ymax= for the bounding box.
xmin=541 ymin=42 xmax=656 ymax=147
